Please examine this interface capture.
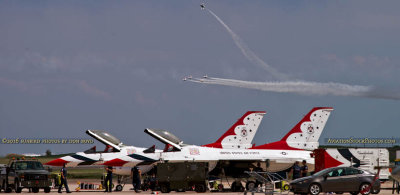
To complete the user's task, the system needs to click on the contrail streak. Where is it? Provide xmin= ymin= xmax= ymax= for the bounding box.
xmin=206 ymin=9 xmax=289 ymax=81
xmin=187 ymin=77 xmax=400 ymax=100
xmin=195 ymin=7 xmax=400 ymax=100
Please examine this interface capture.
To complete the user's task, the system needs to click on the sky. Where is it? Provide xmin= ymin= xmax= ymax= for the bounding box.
xmin=0 ymin=1 xmax=399 ymax=155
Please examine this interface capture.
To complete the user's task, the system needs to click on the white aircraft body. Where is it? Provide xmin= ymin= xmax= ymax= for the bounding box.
xmin=45 ymin=129 xmax=159 ymax=174
xmin=104 ymin=107 xmax=333 ymax=174
xmin=45 ymin=111 xmax=266 ymax=175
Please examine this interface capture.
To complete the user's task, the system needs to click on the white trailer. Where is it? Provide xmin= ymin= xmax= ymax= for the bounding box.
xmin=315 ymin=148 xmax=390 ymax=180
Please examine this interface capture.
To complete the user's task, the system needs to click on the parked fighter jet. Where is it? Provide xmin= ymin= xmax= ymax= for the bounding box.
xmin=45 ymin=130 xmax=158 ymax=173
xmin=104 ymin=107 xmax=333 ymax=174
xmin=45 ymin=111 xmax=266 ymax=174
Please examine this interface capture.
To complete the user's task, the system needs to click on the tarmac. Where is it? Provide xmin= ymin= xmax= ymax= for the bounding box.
xmin=7 ymin=179 xmax=399 ymax=195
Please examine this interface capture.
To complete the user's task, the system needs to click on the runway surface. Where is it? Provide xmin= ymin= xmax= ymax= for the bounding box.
xmin=9 ymin=179 xmax=398 ymax=195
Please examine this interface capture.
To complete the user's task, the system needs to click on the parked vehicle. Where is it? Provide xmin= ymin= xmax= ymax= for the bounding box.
xmin=0 ymin=159 xmax=52 ymax=193
xmin=157 ymin=162 xmax=208 ymax=193
xmin=290 ymin=167 xmax=380 ymax=195
xmin=314 ymin=148 xmax=390 ymax=180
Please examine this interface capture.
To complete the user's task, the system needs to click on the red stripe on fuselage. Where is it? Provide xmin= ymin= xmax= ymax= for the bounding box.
xmin=102 ymin=158 xmax=127 ymax=167
xmin=45 ymin=158 xmax=69 ymax=166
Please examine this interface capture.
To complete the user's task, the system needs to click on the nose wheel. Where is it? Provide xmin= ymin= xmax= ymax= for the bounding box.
xmin=115 ymin=185 xmax=123 ymax=191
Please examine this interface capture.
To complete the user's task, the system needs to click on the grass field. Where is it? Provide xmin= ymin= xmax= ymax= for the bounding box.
xmin=0 ymin=153 xmax=72 ymax=164
xmin=50 ymin=168 xmax=105 ymax=179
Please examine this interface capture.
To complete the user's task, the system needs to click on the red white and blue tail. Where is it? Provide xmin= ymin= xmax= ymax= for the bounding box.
xmin=203 ymin=111 xmax=266 ymax=149
xmin=252 ymin=107 xmax=333 ymax=150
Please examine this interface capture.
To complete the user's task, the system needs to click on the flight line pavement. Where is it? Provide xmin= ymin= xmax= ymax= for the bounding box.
xmin=8 ymin=190 xmax=398 ymax=195
xmin=9 ymin=179 xmax=397 ymax=195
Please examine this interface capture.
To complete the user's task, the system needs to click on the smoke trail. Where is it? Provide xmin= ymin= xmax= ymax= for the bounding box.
xmin=187 ymin=77 xmax=400 ymax=100
xmin=196 ymin=7 xmax=400 ymax=100
xmin=206 ymin=9 xmax=289 ymax=81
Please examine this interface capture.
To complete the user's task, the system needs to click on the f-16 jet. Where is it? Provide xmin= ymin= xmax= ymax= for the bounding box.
xmin=104 ymin=107 xmax=333 ymax=174
xmin=45 ymin=111 xmax=266 ymax=176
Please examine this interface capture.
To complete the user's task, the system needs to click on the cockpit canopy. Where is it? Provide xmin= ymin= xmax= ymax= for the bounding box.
xmin=144 ymin=128 xmax=185 ymax=151
xmin=86 ymin=130 xmax=124 ymax=151
xmin=146 ymin=129 xmax=182 ymax=145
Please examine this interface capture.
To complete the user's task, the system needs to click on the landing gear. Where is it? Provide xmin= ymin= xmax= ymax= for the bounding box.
xmin=115 ymin=185 xmax=123 ymax=192
xmin=115 ymin=175 xmax=125 ymax=191
xmin=245 ymin=181 xmax=256 ymax=191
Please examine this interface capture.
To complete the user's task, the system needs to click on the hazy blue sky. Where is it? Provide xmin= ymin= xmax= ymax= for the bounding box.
xmin=1 ymin=1 xmax=399 ymax=155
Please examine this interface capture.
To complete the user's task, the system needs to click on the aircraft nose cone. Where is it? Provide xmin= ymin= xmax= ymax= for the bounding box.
xmin=102 ymin=159 xmax=127 ymax=167
xmin=45 ymin=158 xmax=69 ymax=166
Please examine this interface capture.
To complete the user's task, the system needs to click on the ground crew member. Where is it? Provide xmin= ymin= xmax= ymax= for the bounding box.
xmin=291 ymin=161 xmax=301 ymax=180
xmin=105 ymin=166 xmax=114 ymax=192
xmin=131 ymin=166 xmax=141 ymax=192
xmin=301 ymin=160 xmax=308 ymax=177
xmin=58 ymin=163 xmax=71 ymax=193
xmin=253 ymin=162 xmax=264 ymax=188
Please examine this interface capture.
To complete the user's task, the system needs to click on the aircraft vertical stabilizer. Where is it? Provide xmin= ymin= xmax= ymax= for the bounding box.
xmin=252 ymin=107 xmax=333 ymax=150
xmin=202 ymin=111 xmax=266 ymax=149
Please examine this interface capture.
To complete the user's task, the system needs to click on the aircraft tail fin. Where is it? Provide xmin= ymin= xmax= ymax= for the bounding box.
xmin=203 ymin=111 xmax=266 ymax=149
xmin=252 ymin=107 xmax=333 ymax=150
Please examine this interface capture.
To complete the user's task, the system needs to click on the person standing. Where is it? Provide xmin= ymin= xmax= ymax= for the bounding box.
xmin=301 ymin=160 xmax=308 ymax=177
xmin=253 ymin=162 xmax=264 ymax=188
xmin=291 ymin=161 xmax=301 ymax=180
xmin=58 ymin=163 xmax=71 ymax=193
xmin=105 ymin=166 xmax=114 ymax=192
xmin=254 ymin=162 xmax=263 ymax=172
xmin=131 ymin=166 xmax=141 ymax=192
